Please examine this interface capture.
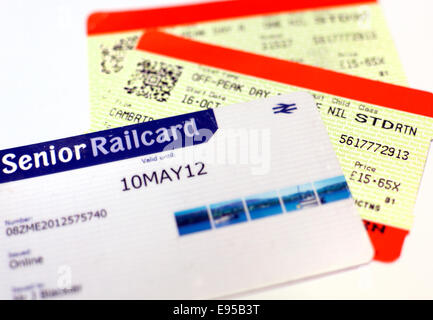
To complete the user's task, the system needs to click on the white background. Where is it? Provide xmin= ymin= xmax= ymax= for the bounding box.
xmin=0 ymin=0 xmax=431 ymax=299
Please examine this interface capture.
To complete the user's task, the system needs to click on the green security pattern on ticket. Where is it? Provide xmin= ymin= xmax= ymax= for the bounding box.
xmin=165 ymin=3 xmax=407 ymax=85
xmin=87 ymin=41 xmax=433 ymax=231
xmin=88 ymin=2 xmax=408 ymax=90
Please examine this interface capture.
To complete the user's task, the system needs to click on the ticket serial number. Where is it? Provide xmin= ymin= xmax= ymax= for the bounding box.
xmin=5 ymin=209 xmax=107 ymax=237
xmin=339 ymin=134 xmax=409 ymax=160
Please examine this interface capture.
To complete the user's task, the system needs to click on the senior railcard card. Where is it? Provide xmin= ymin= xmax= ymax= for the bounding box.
xmin=0 ymin=93 xmax=372 ymax=299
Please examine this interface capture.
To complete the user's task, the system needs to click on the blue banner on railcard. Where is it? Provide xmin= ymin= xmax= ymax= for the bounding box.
xmin=0 ymin=110 xmax=217 ymax=184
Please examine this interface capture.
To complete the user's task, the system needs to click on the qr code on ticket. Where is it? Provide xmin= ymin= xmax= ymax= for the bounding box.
xmin=100 ymin=36 xmax=139 ymax=74
xmin=124 ymin=59 xmax=183 ymax=102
